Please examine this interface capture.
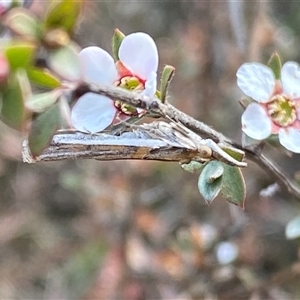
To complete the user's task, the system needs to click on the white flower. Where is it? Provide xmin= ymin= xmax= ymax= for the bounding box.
xmin=237 ymin=62 xmax=300 ymax=153
xmin=0 ymin=0 xmax=24 ymax=15
xmin=0 ymin=0 xmax=12 ymax=15
xmin=71 ymin=32 xmax=158 ymax=133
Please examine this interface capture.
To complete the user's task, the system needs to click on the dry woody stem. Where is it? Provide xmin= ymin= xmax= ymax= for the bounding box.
xmin=22 ymin=83 xmax=300 ymax=199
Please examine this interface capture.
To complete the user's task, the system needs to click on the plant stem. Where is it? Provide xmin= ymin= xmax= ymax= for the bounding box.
xmin=84 ymin=83 xmax=300 ymax=198
xmin=26 ymin=83 xmax=300 ymax=199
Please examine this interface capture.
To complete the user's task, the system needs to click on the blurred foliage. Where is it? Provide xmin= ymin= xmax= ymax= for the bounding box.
xmin=0 ymin=0 xmax=82 ymax=155
xmin=0 ymin=1 xmax=299 ymax=300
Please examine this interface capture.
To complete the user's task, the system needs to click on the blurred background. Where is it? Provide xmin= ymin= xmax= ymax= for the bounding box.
xmin=1 ymin=1 xmax=300 ymax=299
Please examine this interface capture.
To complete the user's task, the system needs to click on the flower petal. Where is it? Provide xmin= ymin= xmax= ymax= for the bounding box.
xmin=141 ymin=71 xmax=157 ymax=97
xmin=278 ymin=127 xmax=300 ymax=153
xmin=119 ymin=32 xmax=158 ymax=80
xmin=71 ymin=93 xmax=116 ymax=133
xmin=0 ymin=0 xmax=11 ymax=11
xmin=281 ymin=62 xmax=300 ymax=98
xmin=237 ymin=63 xmax=275 ymax=102
xmin=79 ymin=47 xmax=118 ymax=85
xmin=242 ymin=103 xmax=272 ymax=140
xmin=112 ymin=112 xmax=131 ymax=125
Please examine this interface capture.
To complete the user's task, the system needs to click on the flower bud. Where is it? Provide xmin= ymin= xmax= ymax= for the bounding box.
xmin=43 ymin=28 xmax=70 ymax=49
xmin=0 ymin=52 xmax=10 ymax=84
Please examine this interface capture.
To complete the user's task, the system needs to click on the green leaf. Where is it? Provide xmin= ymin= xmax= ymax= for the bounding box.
xmin=47 ymin=42 xmax=80 ymax=81
xmin=180 ymin=161 xmax=204 ymax=173
xmin=159 ymin=65 xmax=175 ymax=103
xmin=45 ymin=0 xmax=82 ymax=34
xmin=286 ymin=216 xmax=300 ymax=240
xmin=27 ymin=67 xmax=61 ymax=89
xmin=26 ymin=90 xmax=61 ymax=113
xmin=1 ymin=69 xmax=30 ymax=130
xmin=28 ymin=103 xmax=61 ymax=156
xmin=198 ymin=161 xmax=224 ymax=204
xmin=112 ymin=28 xmax=125 ymax=61
xmin=267 ymin=52 xmax=282 ymax=80
xmin=221 ymin=146 xmax=245 ymax=163
xmin=221 ymin=164 xmax=246 ymax=208
xmin=4 ymin=42 xmax=36 ymax=71
xmin=4 ymin=8 xmax=40 ymax=40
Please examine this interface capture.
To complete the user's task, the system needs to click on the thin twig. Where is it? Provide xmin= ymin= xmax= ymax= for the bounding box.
xmin=22 ymin=83 xmax=300 ymax=198
xmin=85 ymin=83 xmax=230 ymax=143
xmin=83 ymin=83 xmax=300 ymax=199
xmin=244 ymin=148 xmax=300 ymax=197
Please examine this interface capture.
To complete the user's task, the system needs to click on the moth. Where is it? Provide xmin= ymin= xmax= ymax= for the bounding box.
xmin=22 ymin=121 xmax=246 ymax=168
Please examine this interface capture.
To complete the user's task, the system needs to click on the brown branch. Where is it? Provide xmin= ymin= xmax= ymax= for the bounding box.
xmin=23 ymin=83 xmax=300 ymax=199
xmin=83 ymin=83 xmax=300 ymax=199
xmin=86 ymin=83 xmax=230 ymax=143
xmin=244 ymin=149 xmax=300 ymax=197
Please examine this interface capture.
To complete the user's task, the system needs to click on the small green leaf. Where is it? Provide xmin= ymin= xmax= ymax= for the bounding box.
xmin=10 ymin=0 xmax=23 ymax=8
xmin=28 ymin=103 xmax=61 ymax=156
xmin=221 ymin=146 xmax=245 ymax=163
xmin=47 ymin=42 xmax=80 ymax=81
xmin=112 ymin=28 xmax=125 ymax=61
xmin=286 ymin=216 xmax=300 ymax=240
xmin=45 ymin=0 xmax=82 ymax=34
xmin=267 ymin=52 xmax=282 ymax=80
xmin=221 ymin=164 xmax=246 ymax=208
xmin=159 ymin=65 xmax=175 ymax=103
xmin=4 ymin=8 xmax=40 ymax=40
xmin=198 ymin=161 xmax=224 ymax=204
xmin=4 ymin=42 xmax=36 ymax=70
xmin=27 ymin=67 xmax=61 ymax=89
xmin=1 ymin=69 xmax=30 ymax=130
xmin=180 ymin=161 xmax=204 ymax=173
xmin=206 ymin=161 xmax=224 ymax=183
xmin=26 ymin=90 xmax=61 ymax=113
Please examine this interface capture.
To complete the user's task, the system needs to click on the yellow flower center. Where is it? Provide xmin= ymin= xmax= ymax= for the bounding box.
xmin=114 ymin=76 xmax=145 ymax=116
xmin=118 ymin=76 xmax=144 ymax=91
xmin=267 ymin=95 xmax=297 ymax=127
